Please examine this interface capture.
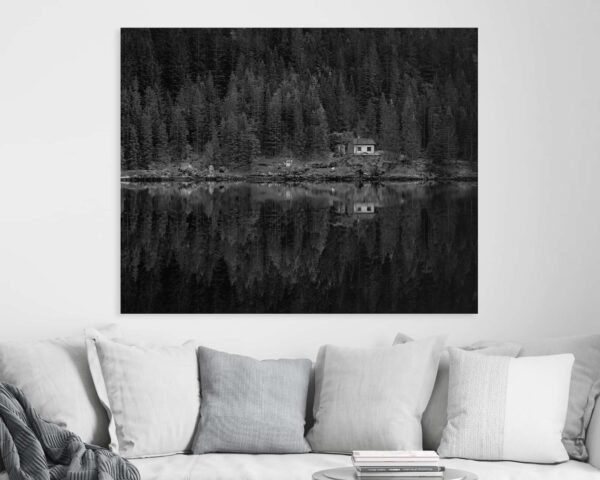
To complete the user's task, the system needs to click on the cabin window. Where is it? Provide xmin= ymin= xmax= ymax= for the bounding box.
xmin=367 ymin=146 xmax=372 ymax=152
xmin=367 ymin=206 xmax=373 ymax=212
xmin=357 ymin=146 xmax=362 ymax=152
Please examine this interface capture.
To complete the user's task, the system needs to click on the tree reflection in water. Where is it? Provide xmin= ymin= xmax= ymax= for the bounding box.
xmin=121 ymin=182 xmax=477 ymax=313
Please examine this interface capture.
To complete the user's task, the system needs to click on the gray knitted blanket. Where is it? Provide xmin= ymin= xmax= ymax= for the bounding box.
xmin=0 ymin=383 xmax=140 ymax=480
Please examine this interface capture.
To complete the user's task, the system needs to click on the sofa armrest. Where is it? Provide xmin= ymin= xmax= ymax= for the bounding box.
xmin=589 ymin=397 xmax=600 ymax=469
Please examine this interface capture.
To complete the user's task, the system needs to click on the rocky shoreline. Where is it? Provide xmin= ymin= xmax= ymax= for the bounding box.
xmin=121 ymin=156 xmax=478 ymax=184
xmin=121 ymin=169 xmax=477 ymax=184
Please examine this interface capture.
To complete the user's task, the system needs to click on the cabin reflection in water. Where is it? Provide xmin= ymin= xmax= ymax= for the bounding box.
xmin=353 ymin=202 xmax=376 ymax=215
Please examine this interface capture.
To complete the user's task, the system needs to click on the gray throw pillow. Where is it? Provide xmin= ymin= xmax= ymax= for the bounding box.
xmin=193 ymin=347 xmax=311 ymax=454
xmin=519 ymin=334 xmax=600 ymax=460
xmin=306 ymin=336 xmax=445 ymax=453
xmin=393 ymin=333 xmax=521 ymax=451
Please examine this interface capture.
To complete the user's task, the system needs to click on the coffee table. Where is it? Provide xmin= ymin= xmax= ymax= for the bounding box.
xmin=312 ymin=467 xmax=477 ymax=480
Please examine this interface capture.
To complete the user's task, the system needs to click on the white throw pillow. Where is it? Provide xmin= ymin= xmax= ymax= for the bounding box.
xmin=0 ymin=329 xmax=116 ymax=446
xmin=86 ymin=329 xmax=200 ymax=458
xmin=438 ymin=348 xmax=574 ymax=463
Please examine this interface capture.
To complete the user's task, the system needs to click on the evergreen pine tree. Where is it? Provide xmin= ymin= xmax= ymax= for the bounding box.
xmin=292 ymin=92 xmax=305 ymax=155
xmin=441 ymin=106 xmax=458 ymax=160
xmin=127 ymin=125 xmax=140 ymax=169
xmin=121 ymin=87 xmax=131 ymax=167
xmin=189 ymin=83 xmax=206 ymax=155
xmin=170 ymin=108 xmax=188 ymax=161
xmin=239 ymin=115 xmax=260 ymax=165
xmin=379 ymin=94 xmax=401 ymax=153
xmin=140 ymin=111 xmax=153 ymax=168
xmin=310 ymin=105 xmax=329 ymax=153
xmin=304 ymin=81 xmax=329 ymax=154
xmin=264 ymin=89 xmax=283 ymax=156
xmin=129 ymin=81 xmax=143 ymax=134
xmin=220 ymin=114 xmax=240 ymax=164
xmin=428 ymin=106 xmax=458 ymax=162
xmin=203 ymin=123 xmax=220 ymax=164
xmin=365 ymin=99 xmax=378 ymax=137
xmin=156 ymin=121 xmax=169 ymax=162
xmin=401 ymin=92 xmax=420 ymax=160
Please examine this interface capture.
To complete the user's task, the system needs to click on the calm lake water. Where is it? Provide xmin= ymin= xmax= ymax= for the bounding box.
xmin=121 ymin=182 xmax=477 ymax=313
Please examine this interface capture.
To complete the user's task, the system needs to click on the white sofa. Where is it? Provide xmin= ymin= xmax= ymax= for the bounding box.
xmin=107 ymin=402 xmax=600 ymax=479
xmin=129 ymin=406 xmax=600 ymax=479
xmin=3 ymin=451 xmax=600 ymax=480
xmin=129 ymin=450 xmax=600 ymax=480
xmin=103 ymin=367 xmax=600 ymax=480
xmin=0 ymin=334 xmax=598 ymax=480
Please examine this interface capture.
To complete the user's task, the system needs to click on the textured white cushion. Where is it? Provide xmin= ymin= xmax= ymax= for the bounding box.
xmin=393 ymin=333 xmax=522 ymax=451
xmin=439 ymin=348 xmax=574 ymax=463
xmin=86 ymin=330 xmax=200 ymax=458
xmin=128 ymin=453 xmax=600 ymax=480
xmin=306 ymin=336 xmax=445 ymax=453
xmin=0 ymin=334 xmax=111 ymax=446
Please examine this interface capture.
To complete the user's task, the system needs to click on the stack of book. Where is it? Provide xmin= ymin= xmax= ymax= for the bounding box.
xmin=351 ymin=451 xmax=444 ymax=478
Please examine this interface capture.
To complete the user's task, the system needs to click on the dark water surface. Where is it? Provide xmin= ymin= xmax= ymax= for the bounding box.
xmin=121 ymin=182 xmax=477 ymax=313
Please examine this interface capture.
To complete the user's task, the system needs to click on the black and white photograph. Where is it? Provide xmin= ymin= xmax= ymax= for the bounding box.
xmin=120 ymin=28 xmax=478 ymax=313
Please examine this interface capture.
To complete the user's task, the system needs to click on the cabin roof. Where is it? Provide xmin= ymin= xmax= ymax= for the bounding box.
xmin=350 ymin=137 xmax=376 ymax=145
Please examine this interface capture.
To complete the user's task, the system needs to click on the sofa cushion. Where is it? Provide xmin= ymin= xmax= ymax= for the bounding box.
xmin=394 ymin=333 xmax=521 ymax=451
xmin=132 ymin=453 xmax=351 ymax=480
xmin=0 ymin=335 xmax=110 ymax=446
xmin=587 ymin=394 xmax=600 ymax=469
xmin=519 ymin=334 xmax=600 ymax=460
xmin=193 ymin=347 xmax=311 ymax=454
xmin=127 ymin=454 xmax=600 ymax=480
xmin=86 ymin=330 xmax=200 ymax=458
xmin=306 ymin=336 xmax=445 ymax=453
xmin=439 ymin=348 xmax=574 ymax=463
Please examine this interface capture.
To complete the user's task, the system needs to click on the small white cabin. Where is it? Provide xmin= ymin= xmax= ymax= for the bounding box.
xmin=347 ymin=137 xmax=376 ymax=155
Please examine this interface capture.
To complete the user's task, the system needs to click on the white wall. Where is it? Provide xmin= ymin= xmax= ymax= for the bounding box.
xmin=0 ymin=0 xmax=599 ymax=359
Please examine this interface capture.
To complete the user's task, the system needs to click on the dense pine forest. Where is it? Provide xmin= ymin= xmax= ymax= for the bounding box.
xmin=121 ymin=28 xmax=477 ymax=170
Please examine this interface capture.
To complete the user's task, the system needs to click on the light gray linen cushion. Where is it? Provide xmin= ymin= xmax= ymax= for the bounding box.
xmin=306 ymin=336 xmax=445 ymax=453
xmin=519 ymin=334 xmax=600 ymax=460
xmin=393 ymin=333 xmax=521 ymax=450
xmin=193 ymin=347 xmax=312 ymax=454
